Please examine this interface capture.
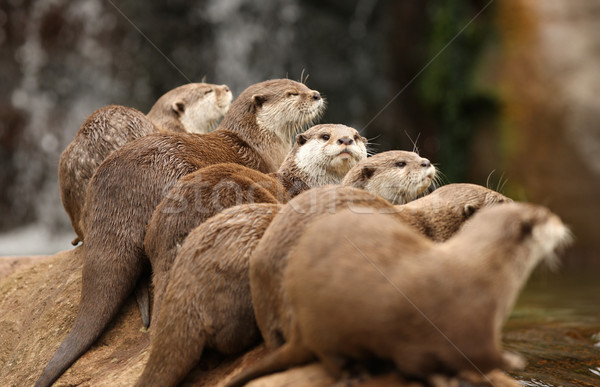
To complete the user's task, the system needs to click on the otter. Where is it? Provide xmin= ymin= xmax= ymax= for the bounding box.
xmin=35 ymin=79 xmax=324 ymax=387
xmin=134 ymin=151 xmax=436 ymax=387
xmin=226 ymin=203 xmax=572 ymax=387
xmin=341 ymin=150 xmax=435 ymax=204
xmin=392 ymin=183 xmax=511 ymax=242
xmin=136 ymin=203 xmax=282 ymax=387
xmin=249 ymin=183 xmax=510 ymax=351
xmin=146 ymin=83 xmax=232 ymax=134
xmin=145 ymin=124 xmax=367 ymax=326
xmin=59 ymin=83 xmax=232 ymax=245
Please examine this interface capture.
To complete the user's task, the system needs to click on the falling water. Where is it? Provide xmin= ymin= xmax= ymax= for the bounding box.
xmin=1 ymin=0 xmax=133 ymax=255
xmin=1 ymin=0 xmax=390 ymax=255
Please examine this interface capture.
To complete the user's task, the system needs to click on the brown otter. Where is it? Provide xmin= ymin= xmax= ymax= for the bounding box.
xmin=146 ymin=83 xmax=232 ymax=134
xmin=392 ymin=183 xmax=511 ymax=242
xmin=341 ymin=150 xmax=435 ymax=204
xmin=59 ymin=83 xmax=232 ymax=245
xmin=249 ymin=183 xmax=511 ymax=351
xmin=226 ymin=203 xmax=572 ymax=387
xmin=145 ymin=124 xmax=367 ymax=325
xmin=135 ymin=151 xmax=435 ymax=386
xmin=136 ymin=203 xmax=282 ymax=387
xmin=35 ymin=79 xmax=324 ymax=387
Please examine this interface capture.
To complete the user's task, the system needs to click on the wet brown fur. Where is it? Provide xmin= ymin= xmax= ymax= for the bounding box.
xmin=58 ymin=105 xmax=158 ymax=244
xmin=59 ymin=83 xmax=231 ymax=244
xmin=392 ymin=183 xmax=512 ymax=242
xmin=136 ymin=149 xmax=442 ymax=386
xmin=250 ymin=184 xmax=511 ymax=351
xmin=144 ymin=124 xmax=366 ymax=324
xmin=228 ymin=203 xmax=571 ymax=386
xmin=36 ymin=79 xmax=324 ymax=387
xmin=136 ymin=203 xmax=282 ymax=387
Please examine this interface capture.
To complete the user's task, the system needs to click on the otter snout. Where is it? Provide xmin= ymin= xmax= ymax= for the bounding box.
xmin=312 ymin=92 xmax=321 ymax=101
xmin=421 ymin=159 xmax=431 ymax=168
xmin=337 ymin=137 xmax=354 ymax=146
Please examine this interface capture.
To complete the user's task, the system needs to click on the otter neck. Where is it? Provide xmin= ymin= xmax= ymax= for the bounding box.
xmin=219 ymin=114 xmax=290 ymax=172
xmin=146 ymin=109 xmax=185 ymax=134
xmin=391 ymin=205 xmax=436 ymax=239
xmin=441 ymin=228 xmax=538 ymax=330
xmin=266 ymin=151 xmax=310 ymax=199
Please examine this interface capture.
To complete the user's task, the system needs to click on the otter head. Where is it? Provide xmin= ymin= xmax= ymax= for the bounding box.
xmin=230 ymin=79 xmax=325 ymax=144
xmin=431 ymin=183 xmax=513 ymax=221
xmin=343 ymin=151 xmax=436 ymax=204
xmin=170 ymin=83 xmax=232 ymax=134
xmin=291 ymin=124 xmax=367 ymax=186
xmin=148 ymin=83 xmax=233 ymax=134
xmin=461 ymin=203 xmax=572 ymax=273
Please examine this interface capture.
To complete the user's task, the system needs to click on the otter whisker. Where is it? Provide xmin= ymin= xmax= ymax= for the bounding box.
xmin=404 ymin=130 xmax=421 ymax=155
xmin=486 ymin=169 xmax=496 ymax=190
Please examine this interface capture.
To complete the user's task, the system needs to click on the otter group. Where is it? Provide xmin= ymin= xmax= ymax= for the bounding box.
xmin=36 ymin=78 xmax=571 ymax=387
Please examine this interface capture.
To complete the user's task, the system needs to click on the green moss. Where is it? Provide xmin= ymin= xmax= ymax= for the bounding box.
xmin=418 ymin=1 xmax=499 ymax=182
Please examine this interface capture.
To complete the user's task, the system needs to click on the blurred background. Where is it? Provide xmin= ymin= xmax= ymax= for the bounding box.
xmin=0 ymin=0 xmax=598 ymax=264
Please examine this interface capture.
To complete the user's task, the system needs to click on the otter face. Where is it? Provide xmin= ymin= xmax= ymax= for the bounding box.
xmin=293 ymin=124 xmax=367 ymax=186
xmin=359 ymin=151 xmax=436 ymax=204
xmin=504 ymin=205 xmax=571 ymax=270
xmin=252 ymin=80 xmax=326 ymax=143
xmin=463 ymin=188 xmax=513 ymax=220
xmin=467 ymin=203 xmax=572 ymax=272
xmin=176 ymin=83 xmax=233 ymax=134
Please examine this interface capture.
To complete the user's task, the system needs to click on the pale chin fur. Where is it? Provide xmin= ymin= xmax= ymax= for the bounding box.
xmin=326 ymin=142 xmax=367 ymax=174
xmin=531 ymin=216 xmax=572 ymax=271
xmin=366 ymin=168 xmax=435 ymax=205
xmin=180 ymin=94 xmax=226 ymax=134
xmin=296 ymin=140 xmax=366 ymax=187
xmin=257 ymin=98 xmax=325 ymax=144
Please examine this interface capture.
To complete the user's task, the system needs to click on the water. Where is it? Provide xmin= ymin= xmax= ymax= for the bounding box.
xmin=504 ymin=265 xmax=600 ymax=387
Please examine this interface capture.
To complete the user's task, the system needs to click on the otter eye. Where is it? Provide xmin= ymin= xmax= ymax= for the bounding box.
xmin=321 ymin=134 xmax=330 ymax=141
xmin=354 ymin=135 xmax=359 ymax=140
xmin=397 ymin=161 xmax=406 ymax=168
xmin=520 ymin=220 xmax=533 ymax=237
xmin=205 ymin=89 xmax=213 ymax=95
xmin=287 ymin=91 xmax=299 ymax=97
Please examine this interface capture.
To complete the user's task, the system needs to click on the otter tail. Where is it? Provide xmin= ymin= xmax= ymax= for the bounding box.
xmin=35 ymin=245 xmax=142 ymax=387
xmin=225 ymin=342 xmax=314 ymax=387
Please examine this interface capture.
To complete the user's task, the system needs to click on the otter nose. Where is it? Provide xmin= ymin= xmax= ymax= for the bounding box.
xmin=421 ymin=159 xmax=431 ymax=168
xmin=337 ymin=137 xmax=354 ymax=146
xmin=312 ymin=92 xmax=321 ymax=101
xmin=224 ymin=86 xmax=231 ymax=93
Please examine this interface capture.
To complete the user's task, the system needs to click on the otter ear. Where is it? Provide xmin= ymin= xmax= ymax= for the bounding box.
xmin=361 ymin=166 xmax=376 ymax=180
xmin=296 ymin=134 xmax=308 ymax=145
xmin=252 ymin=94 xmax=268 ymax=108
xmin=172 ymin=101 xmax=185 ymax=116
xmin=463 ymin=204 xmax=476 ymax=218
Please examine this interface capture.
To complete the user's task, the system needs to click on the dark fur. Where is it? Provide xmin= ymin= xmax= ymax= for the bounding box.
xmin=35 ymin=79 xmax=323 ymax=387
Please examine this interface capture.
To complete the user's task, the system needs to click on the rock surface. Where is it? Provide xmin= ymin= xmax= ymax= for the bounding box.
xmin=0 ymin=250 xmax=520 ymax=386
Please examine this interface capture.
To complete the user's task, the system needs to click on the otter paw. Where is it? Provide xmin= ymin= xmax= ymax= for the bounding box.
xmin=501 ymin=351 xmax=527 ymax=371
